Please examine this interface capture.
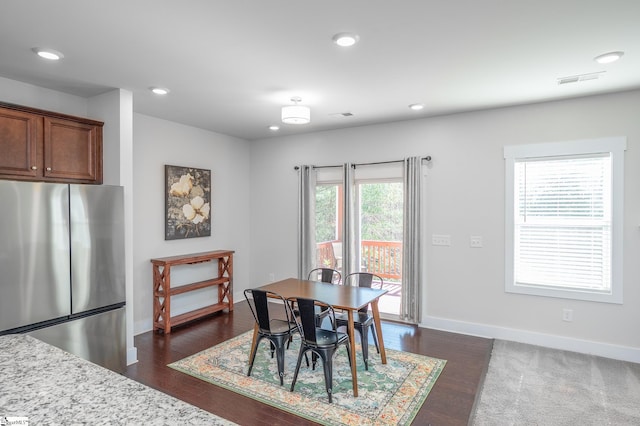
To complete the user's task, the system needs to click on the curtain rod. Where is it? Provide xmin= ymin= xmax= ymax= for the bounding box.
xmin=294 ymin=155 xmax=431 ymax=170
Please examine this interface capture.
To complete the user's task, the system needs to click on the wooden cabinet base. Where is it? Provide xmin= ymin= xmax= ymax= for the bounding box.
xmin=151 ymin=250 xmax=234 ymax=334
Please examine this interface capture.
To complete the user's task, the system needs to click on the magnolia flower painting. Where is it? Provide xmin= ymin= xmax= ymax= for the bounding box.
xmin=165 ymin=165 xmax=211 ymax=239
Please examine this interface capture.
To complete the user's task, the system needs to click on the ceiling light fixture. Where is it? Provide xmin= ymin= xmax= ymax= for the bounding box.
xmin=269 ymin=125 xmax=280 ymax=131
xmin=332 ymin=32 xmax=360 ymax=47
xmin=594 ymin=51 xmax=624 ymax=64
xmin=150 ymin=87 xmax=170 ymax=95
xmin=409 ymin=103 xmax=425 ymax=111
xmin=32 ymin=47 xmax=64 ymax=61
xmin=281 ymin=97 xmax=310 ymax=124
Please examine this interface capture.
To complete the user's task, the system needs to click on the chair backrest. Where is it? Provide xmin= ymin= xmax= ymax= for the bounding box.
xmin=344 ymin=272 xmax=383 ymax=289
xmin=293 ymin=297 xmax=337 ymax=345
xmin=344 ymin=273 xmax=383 ymax=313
xmin=307 ymin=268 xmax=341 ymax=284
xmin=244 ymin=289 xmax=293 ymax=333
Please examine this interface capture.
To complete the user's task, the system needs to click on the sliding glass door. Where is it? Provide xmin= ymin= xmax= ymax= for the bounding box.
xmin=311 ymin=163 xmax=407 ymax=320
xmin=301 ymin=158 xmax=424 ymax=324
xmin=356 ymin=180 xmax=403 ymax=317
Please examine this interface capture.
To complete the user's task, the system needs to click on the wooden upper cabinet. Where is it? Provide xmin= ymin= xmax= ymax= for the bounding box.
xmin=44 ymin=117 xmax=101 ymax=182
xmin=0 ymin=102 xmax=103 ymax=184
xmin=0 ymin=107 xmax=39 ymax=178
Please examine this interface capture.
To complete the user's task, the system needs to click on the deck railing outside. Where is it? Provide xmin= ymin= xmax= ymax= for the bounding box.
xmin=316 ymin=240 xmax=402 ymax=281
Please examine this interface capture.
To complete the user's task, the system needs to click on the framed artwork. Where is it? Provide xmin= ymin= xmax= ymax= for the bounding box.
xmin=165 ymin=165 xmax=211 ymax=240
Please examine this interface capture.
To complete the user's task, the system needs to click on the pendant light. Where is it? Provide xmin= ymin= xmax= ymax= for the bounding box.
xmin=281 ymin=97 xmax=311 ymax=124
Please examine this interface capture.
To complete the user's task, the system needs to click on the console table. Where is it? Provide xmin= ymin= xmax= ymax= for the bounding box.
xmin=151 ymin=250 xmax=234 ymax=334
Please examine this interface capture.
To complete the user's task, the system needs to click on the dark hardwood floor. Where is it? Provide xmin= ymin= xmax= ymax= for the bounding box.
xmin=124 ymin=302 xmax=493 ymax=426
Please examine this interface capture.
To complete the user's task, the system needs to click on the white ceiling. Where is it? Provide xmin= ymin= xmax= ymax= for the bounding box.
xmin=1 ymin=1 xmax=639 ymax=141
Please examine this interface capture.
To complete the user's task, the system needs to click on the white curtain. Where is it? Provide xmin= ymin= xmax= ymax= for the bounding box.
xmin=297 ymin=165 xmax=316 ymax=279
xmin=341 ymin=163 xmax=357 ymax=276
xmin=401 ymin=156 xmax=423 ymax=323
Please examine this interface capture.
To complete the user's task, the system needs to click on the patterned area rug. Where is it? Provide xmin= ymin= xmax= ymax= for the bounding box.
xmin=169 ymin=331 xmax=446 ymax=425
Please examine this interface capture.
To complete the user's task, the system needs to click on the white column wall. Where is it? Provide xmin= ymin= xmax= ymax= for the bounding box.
xmin=88 ymin=89 xmax=136 ymax=364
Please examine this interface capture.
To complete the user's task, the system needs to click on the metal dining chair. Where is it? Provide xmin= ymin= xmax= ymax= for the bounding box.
xmin=289 ymin=297 xmax=351 ymax=403
xmin=334 ymin=272 xmax=383 ymax=370
xmin=307 ymin=268 xmax=341 ymax=327
xmin=307 ymin=267 xmax=341 ymax=284
xmin=244 ymin=288 xmax=298 ymax=385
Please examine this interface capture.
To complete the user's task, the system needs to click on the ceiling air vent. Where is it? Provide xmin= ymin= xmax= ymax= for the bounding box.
xmin=558 ymin=71 xmax=605 ymax=85
xmin=329 ymin=112 xmax=354 ymax=119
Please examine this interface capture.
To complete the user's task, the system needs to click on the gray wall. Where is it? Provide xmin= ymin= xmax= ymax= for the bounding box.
xmin=132 ymin=114 xmax=251 ymax=334
xmin=249 ymin=90 xmax=640 ymax=362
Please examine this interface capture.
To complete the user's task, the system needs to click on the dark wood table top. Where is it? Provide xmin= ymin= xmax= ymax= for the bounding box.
xmin=256 ymin=277 xmax=387 ymax=311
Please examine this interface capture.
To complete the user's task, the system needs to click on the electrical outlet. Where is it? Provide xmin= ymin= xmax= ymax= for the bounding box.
xmin=432 ymin=234 xmax=451 ymax=246
xmin=268 ymin=273 xmax=275 ymax=282
xmin=470 ymin=236 xmax=483 ymax=248
xmin=562 ymin=308 xmax=573 ymax=322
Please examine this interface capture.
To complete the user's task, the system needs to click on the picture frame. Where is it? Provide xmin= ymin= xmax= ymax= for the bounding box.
xmin=165 ymin=164 xmax=211 ymax=240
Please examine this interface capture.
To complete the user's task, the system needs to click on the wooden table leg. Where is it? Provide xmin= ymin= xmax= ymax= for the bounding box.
xmin=249 ymin=323 xmax=259 ymax=361
xmin=370 ymin=299 xmax=387 ymax=364
xmin=347 ymin=310 xmax=359 ymax=397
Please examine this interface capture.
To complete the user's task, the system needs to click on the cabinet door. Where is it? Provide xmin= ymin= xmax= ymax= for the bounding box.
xmin=0 ymin=107 xmax=39 ymax=178
xmin=44 ymin=117 xmax=102 ymax=183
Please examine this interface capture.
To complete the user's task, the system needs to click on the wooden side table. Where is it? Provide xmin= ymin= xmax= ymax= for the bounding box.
xmin=151 ymin=250 xmax=234 ymax=334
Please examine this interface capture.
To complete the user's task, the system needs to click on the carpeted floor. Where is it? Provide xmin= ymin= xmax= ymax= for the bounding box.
xmin=472 ymin=340 xmax=640 ymax=425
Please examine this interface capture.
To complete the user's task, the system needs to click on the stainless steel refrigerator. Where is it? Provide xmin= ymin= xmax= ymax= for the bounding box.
xmin=0 ymin=181 xmax=126 ymax=372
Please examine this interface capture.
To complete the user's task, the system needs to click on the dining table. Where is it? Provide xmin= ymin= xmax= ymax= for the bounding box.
xmin=252 ymin=277 xmax=388 ymax=397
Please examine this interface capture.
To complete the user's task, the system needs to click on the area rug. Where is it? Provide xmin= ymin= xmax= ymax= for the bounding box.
xmin=168 ymin=330 xmax=446 ymax=426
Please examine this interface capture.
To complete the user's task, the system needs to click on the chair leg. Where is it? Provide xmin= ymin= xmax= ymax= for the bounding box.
xmin=290 ymin=346 xmax=307 ymax=393
xmin=275 ymin=341 xmax=287 ymax=386
xmin=370 ymin=323 xmax=380 ymax=353
xmin=345 ymin=341 xmax=352 ymax=367
xmin=269 ymin=341 xmax=275 ymax=359
xmin=360 ymin=326 xmax=369 ymax=371
xmin=247 ymin=335 xmax=263 ymax=377
xmin=320 ymin=351 xmax=333 ymax=403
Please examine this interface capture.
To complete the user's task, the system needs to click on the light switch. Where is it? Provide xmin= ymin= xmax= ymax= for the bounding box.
xmin=432 ymin=235 xmax=451 ymax=246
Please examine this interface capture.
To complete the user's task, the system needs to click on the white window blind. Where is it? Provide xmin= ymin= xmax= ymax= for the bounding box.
xmin=504 ymin=137 xmax=625 ymax=304
xmin=514 ymin=155 xmax=611 ymax=292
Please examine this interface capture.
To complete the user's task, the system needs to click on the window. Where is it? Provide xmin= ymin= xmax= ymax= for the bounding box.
xmin=504 ymin=137 xmax=626 ymax=303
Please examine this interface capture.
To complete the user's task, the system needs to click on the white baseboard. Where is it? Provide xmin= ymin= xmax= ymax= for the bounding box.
xmin=420 ymin=315 xmax=640 ymax=364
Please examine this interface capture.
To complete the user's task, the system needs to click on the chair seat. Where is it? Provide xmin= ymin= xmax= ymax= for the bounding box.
xmin=314 ymin=328 xmax=349 ymax=347
xmin=264 ymin=319 xmax=297 ymax=334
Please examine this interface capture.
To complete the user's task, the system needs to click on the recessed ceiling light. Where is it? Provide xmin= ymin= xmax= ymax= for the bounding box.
xmin=269 ymin=125 xmax=280 ymax=131
xmin=409 ymin=103 xmax=425 ymax=111
xmin=594 ymin=51 xmax=624 ymax=64
xmin=32 ymin=47 xmax=64 ymax=61
xmin=332 ymin=32 xmax=360 ymax=47
xmin=150 ymin=87 xmax=170 ymax=95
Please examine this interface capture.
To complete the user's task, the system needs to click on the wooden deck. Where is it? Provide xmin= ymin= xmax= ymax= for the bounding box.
xmin=124 ymin=301 xmax=493 ymax=425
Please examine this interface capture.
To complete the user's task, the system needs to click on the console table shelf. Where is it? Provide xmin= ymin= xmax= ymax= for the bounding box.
xmin=151 ymin=250 xmax=234 ymax=334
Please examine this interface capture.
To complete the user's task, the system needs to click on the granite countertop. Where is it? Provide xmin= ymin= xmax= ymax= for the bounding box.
xmin=0 ymin=334 xmax=236 ymax=425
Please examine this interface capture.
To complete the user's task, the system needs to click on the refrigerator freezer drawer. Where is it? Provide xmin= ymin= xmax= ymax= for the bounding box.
xmin=27 ymin=306 xmax=126 ymax=373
